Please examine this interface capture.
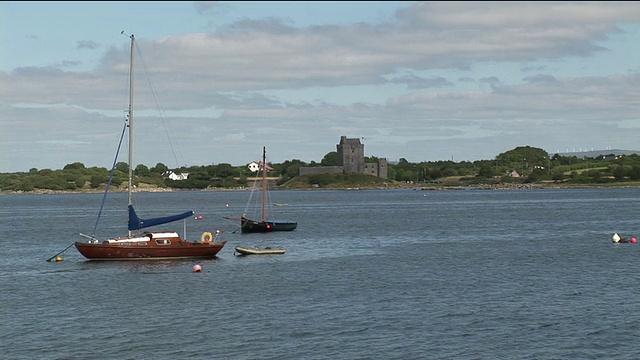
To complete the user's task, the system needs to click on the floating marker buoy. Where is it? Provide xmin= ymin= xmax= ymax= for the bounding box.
xmin=632 ymin=238 xmax=637 ymax=243
xmin=613 ymin=233 xmax=621 ymax=243
xmin=193 ymin=264 xmax=202 ymax=272
xmin=56 ymin=256 xmax=63 ymax=262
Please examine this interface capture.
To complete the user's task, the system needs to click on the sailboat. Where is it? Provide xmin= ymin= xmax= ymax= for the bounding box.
xmin=227 ymin=147 xmax=297 ymax=233
xmin=74 ymin=33 xmax=226 ymax=260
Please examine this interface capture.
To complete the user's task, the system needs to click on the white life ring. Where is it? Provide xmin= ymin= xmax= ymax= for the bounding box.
xmin=201 ymin=232 xmax=213 ymax=243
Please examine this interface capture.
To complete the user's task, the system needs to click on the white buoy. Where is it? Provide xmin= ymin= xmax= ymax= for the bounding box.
xmin=612 ymin=233 xmax=621 ymax=243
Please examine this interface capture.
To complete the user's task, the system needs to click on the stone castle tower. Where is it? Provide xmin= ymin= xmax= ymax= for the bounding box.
xmin=337 ymin=136 xmax=365 ymax=174
xmin=299 ymin=136 xmax=387 ymax=179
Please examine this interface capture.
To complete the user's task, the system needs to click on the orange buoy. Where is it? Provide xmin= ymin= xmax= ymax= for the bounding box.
xmin=56 ymin=256 xmax=64 ymax=262
xmin=193 ymin=264 xmax=202 ymax=272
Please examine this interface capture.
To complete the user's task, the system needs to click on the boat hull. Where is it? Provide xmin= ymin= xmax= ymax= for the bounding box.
xmin=74 ymin=232 xmax=226 ymax=260
xmin=235 ymin=246 xmax=286 ymax=255
xmin=241 ymin=218 xmax=298 ymax=233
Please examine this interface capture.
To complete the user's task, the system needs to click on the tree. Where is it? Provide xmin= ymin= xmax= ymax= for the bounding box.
xmin=115 ymin=162 xmax=128 ymax=173
xmin=551 ymin=169 xmax=565 ymax=181
xmin=495 ymin=146 xmax=549 ymax=172
xmin=90 ymin=174 xmax=107 ymax=188
xmin=75 ymin=177 xmax=86 ymax=188
xmin=63 ymin=162 xmax=86 ymax=170
xmin=283 ymin=164 xmax=301 ymax=180
xmin=526 ymin=168 xmax=548 ymax=182
xmin=216 ymin=163 xmax=235 ymax=178
xmin=151 ymin=163 xmax=169 ymax=174
xmin=135 ymin=164 xmax=151 ymax=177
xmin=320 ymin=152 xmax=338 ymax=166
xmin=610 ymin=165 xmax=627 ymax=180
xmin=477 ymin=164 xmax=495 ymax=178
xmin=280 ymin=159 xmax=307 ymax=178
xmin=586 ymin=169 xmax=604 ymax=183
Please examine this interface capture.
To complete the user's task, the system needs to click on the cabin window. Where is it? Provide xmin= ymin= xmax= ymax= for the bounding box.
xmin=155 ymin=239 xmax=171 ymax=245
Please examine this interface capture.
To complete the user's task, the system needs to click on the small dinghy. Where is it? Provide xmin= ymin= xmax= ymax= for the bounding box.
xmin=235 ymin=246 xmax=286 ymax=256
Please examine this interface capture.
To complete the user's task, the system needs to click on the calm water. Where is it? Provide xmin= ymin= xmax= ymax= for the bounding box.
xmin=1 ymin=188 xmax=640 ymax=359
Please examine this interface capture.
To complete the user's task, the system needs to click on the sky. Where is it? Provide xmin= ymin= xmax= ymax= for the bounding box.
xmin=1 ymin=1 xmax=639 ymax=173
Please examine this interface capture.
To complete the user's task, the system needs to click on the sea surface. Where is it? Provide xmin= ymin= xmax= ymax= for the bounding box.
xmin=1 ymin=187 xmax=640 ymax=360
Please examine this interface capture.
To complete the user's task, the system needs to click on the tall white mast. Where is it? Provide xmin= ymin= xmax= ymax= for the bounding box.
xmin=127 ymin=34 xmax=135 ymax=210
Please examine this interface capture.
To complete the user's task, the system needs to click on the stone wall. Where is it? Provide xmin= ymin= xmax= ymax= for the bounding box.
xmin=299 ymin=166 xmax=344 ymax=176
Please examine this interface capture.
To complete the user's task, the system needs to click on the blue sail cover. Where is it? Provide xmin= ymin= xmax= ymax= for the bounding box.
xmin=128 ymin=205 xmax=194 ymax=231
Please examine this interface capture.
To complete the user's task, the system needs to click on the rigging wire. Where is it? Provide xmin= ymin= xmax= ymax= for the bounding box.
xmin=133 ymin=40 xmax=187 ymax=169
xmin=129 ymin=39 xmax=187 ymax=214
xmin=91 ymin=121 xmax=128 ymax=237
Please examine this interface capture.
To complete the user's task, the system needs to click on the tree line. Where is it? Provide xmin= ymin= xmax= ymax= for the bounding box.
xmin=2 ymin=146 xmax=640 ymax=192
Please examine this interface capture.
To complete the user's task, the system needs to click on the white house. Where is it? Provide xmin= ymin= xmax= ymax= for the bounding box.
xmin=247 ymin=162 xmax=260 ymax=173
xmin=247 ymin=161 xmax=273 ymax=173
xmin=162 ymin=171 xmax=189 ymax=180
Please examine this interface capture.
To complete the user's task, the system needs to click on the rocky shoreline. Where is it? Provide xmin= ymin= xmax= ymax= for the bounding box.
xmin=3 ymin=181 xmax=637 ymax=195
xmin=422 ymin=182 xmax=639 ymax=190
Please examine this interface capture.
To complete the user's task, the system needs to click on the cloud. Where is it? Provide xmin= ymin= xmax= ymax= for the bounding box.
xmin=1 ymin=2 xmax=639 ymax=172
xmin=76 ymin=40 xmax=100 ymax=50
xmin=194 ymin=1 xmax=221 ymax=15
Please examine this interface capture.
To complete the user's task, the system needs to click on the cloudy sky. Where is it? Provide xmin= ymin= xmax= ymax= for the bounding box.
xmin=1 ymin=1 xmax=639 ymax=173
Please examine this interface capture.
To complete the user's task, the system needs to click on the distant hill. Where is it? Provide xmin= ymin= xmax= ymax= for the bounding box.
xmin=550 ymin=149 xmax=640 ymax=158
